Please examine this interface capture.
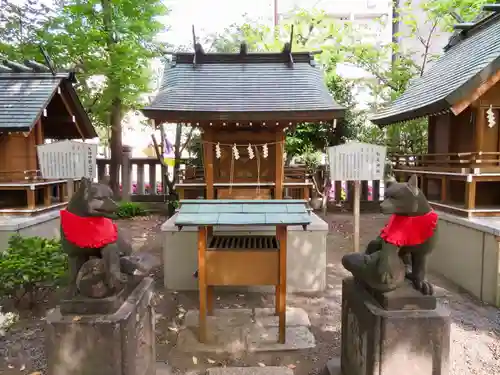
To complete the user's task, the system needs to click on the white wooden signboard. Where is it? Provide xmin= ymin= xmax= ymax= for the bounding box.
xmin=327 ymin=142 xmax=387 ymax=252
xmin=37 ymin=140 xmax=98 ymax=180
xmin=327 ymin=142 xmax=386 ymax=182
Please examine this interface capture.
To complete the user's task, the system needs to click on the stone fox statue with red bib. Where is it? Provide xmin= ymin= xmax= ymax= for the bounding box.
xmin=342 ymin=174 xmax=438 ymax=295
xmin=60 ymin=178 xmax=133 ymax=298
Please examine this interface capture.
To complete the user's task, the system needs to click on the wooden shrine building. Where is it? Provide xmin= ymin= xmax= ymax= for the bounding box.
xmin=371 ymin=4 xmax=500 ymax=218
xmin=142 ymin=43 xmax=345 ymax=201
xmin=0 ymin=59 xmax=97 ymax=215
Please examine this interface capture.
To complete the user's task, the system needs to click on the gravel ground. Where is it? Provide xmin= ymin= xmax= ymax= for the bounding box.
xmin=1 ymin=213 xmax=499 ymax=375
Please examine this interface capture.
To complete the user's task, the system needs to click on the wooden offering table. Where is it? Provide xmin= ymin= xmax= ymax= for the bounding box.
xmin=174 ymin=199 xmax=312 ymax=344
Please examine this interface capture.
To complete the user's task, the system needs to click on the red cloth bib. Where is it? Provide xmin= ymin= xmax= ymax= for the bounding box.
xmin=380 ymin=211 xmax=438 ymax=247
xmin=60 ymin=209 xmax=118 ymax=248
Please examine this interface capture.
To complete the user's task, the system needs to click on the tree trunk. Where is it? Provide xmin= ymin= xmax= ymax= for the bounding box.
xmin=109 ymin=98 xmax=123 ymax=196
xmin=101 ymin=0 xmax=122 ymax=196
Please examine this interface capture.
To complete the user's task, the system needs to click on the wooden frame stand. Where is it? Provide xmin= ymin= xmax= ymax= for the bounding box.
xmin=196 ymin=225 xmax=288 ymax=344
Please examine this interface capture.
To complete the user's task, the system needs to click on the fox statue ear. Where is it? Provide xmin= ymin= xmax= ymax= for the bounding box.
xmin=385 ymin=176 xmax=396 ymax=188
xmin=407 ymin=174 xmax=419 ymax=197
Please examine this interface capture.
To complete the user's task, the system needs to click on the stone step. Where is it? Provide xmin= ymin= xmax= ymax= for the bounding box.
xmin=207 ymin=367 xmax=294 ymax=375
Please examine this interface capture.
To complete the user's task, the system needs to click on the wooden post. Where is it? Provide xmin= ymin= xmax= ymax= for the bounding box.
xmin=353 ymin=180 xmax=360 ymax=252
xmin=198 ymin=226 xmax=207 ymax=343
xmin=440 ymin=177 xmax=447 ymax=202
xmin=277 ymin=225 xmax=287 ymax=344
xmin=203 ymin=128 xmax=215 ymax=200
xmin=27 ymin=188 xmax=36 ymax=210
xmin=122 ymin=145 xmax=133 ymax=200
xmin=148 ymin=161 xmax=157 ymax=195
xmin=475 ymin=107 xmax=485 ymax=152
xmin=465 ymin=178 xmax=476 ymax=210
xmin=66 ymin=179 xmax=74 ymax=201
xmin=275 ymin=131 xmax=285 ymax=199
xmin=44 ymin=186 xmax=52 ymax=206
xmin=137 ymin=163 xmax=145 ymax=195
xmin=372 ymin=180 xmax=380 ymax=202
xmin=97 ymin=160 xmax=106 ymax=182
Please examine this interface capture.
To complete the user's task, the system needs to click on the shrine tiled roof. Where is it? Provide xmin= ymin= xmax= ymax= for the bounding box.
xmin=142 ymin=50 xmax=345 ymax=123
xmin=174 ymin=199 xmax=312 ymax=226
xmin=370 ymin=6 xmax=500 ymax=126
xmin=0 ymin=59 xmax=96 ymax=138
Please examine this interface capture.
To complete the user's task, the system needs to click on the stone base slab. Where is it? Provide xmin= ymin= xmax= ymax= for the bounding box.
xmin=341 ymin=277 xmax=450 ymax=375
xmin=46 ymin=277 xmax=156 ymax=375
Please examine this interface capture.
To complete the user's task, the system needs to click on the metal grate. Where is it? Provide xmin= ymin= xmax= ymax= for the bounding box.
xmin=208 ymin=235 xmax=279 ymax=250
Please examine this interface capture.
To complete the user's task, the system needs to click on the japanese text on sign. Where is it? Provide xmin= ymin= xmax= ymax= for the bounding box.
xmin=327 ymin=142 xmax=387 ymax=181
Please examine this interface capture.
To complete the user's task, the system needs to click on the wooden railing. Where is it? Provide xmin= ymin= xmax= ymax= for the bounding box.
xmin=95 ymin=158 xmax=385 ymax=207
xmin=96 ymin=158 xmax=167 ymax=198
xmin=390 ymin=152 xmax=500 ymax=168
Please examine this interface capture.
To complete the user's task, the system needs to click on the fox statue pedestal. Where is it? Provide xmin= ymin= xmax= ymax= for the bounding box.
xmin=322 ymin=278 xmax=450 ymax=375
xmin=46 ymin=277 xmax=156 ymax=375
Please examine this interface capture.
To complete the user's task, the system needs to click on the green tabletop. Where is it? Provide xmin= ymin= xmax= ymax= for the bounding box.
xmin=175 ymin=200 xmax=312 ymax=226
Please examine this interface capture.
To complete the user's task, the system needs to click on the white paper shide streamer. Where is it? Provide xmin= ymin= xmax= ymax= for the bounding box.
xmin=232 ymin=143 xmax=240 ymax=160
xmin=247 ymin=144 xmax=255 ymax=159
xmin=487 ymin=105 xmax=496 ymax=128
xmin=262 ymin=143 xmax=268 ymax=159
xmin=215 ymin=142 xmax=221 ymax=159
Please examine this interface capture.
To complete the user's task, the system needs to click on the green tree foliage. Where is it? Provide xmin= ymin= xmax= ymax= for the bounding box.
xmin=0 ymin=0 xmax=53 ymax=60
xmin=0 ymin=0 xmax=168 ymax=194
xmin=352 ymin=0 xmax=490 ymax=154
xmin=46 ymin=0 xmax=168 ymax=193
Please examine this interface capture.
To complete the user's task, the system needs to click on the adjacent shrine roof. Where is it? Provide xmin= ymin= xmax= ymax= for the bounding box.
xmin=371 ymin=5 xmax=500 ymax=126
xmin=142 ymin=48 xmax=345 ymax=123
xmin=0 ymin=59 xmax=97 ymax=138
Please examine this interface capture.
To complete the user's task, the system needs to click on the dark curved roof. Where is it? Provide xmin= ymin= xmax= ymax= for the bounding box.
xmin=371 ymin=9 xmax=500 ymax=126
xmin=143 ymin=51 xmax=345 ymax=123
xmin=0 ymin=60 xmax=97 ymax=138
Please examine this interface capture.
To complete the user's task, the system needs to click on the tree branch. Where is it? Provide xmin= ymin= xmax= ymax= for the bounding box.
xmin=419 ymin=19 xmax=439 ymax=76
xmin=179 ymin=126 xmax=195 ymax=154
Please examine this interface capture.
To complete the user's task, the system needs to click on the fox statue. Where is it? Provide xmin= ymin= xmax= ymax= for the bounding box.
xmin=342 ymin=174 xmax=438 ymax=295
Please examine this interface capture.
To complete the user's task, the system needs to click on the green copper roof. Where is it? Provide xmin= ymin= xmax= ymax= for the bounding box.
xmin=175 ymin=200 xmax=312 ymax=226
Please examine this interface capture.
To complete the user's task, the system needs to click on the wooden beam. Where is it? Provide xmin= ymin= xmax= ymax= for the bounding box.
xmin=451 ymin=69 xmax=500 ymax=116
xmin=277 ymin=225 xmax=287 ymax=344
xmin=275 ymin=131 xmax=285 ymax=199
xmin=197 ymin=226 xmax=207 ymax=343
xmin=203 ymin=128 xmax=215 ymax=199
xmin=57 ymin=86 xmax=86 ymax=139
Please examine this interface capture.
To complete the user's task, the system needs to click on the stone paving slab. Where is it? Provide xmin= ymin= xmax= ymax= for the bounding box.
xmin=246 ymin=325 xmax=315 ymax=352
xmin=176 ymin=325 xmax=315 ymax=353
xmin=177 ymin=308 xmax=315 ymax=353
xmin=254 ymin=307 xmax=311 ymax=327
xmin=207 ymin=367 xmax=294 ymax=375
xmin=184 ymin=308 xmax=310 ymax=328
xmin=184 ymin=308 xmax=253 ymax=328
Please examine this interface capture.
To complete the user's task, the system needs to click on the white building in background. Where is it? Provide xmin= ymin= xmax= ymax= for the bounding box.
xmin=278 ymin=0 xmax=452 ymax=108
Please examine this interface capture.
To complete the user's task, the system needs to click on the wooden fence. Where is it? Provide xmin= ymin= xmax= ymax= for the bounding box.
xmin=95 ymin=157 xmax=385 ymax=207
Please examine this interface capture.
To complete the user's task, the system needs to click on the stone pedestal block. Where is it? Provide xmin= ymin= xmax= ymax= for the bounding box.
xmin=340 ymin=278 xmax=450 ymax=375
xmin=46 ymin=277 xmax=155 ymax=375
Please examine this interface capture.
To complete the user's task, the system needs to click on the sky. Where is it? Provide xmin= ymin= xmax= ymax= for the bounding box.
xmin=161 ymin=0 xmax=277 ymax=47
